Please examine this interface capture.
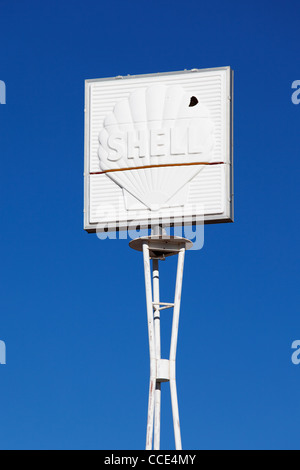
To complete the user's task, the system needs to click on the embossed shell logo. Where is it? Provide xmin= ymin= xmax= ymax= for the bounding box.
xmin=98 ymin=84 xmax=214 ymax=210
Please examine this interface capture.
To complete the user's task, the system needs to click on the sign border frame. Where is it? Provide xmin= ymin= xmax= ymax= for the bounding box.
xmin=84 ymin=66 xmax=234 ymax=233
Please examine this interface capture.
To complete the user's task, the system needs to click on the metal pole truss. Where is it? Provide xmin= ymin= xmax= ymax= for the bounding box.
xmin=142 ymin=242 xmax=186 ymax=451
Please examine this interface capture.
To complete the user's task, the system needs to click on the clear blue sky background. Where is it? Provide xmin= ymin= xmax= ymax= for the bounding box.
xmin=0 ymin=0 xmax=300 ymax=450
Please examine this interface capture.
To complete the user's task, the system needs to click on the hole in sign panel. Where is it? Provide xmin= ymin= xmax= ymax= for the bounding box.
xmin=189 ymin=96 xmax=198 ymax=107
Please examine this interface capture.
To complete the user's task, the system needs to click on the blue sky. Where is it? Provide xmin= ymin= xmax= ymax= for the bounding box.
xmin=0 ymin=0 xmax=300 ymax=450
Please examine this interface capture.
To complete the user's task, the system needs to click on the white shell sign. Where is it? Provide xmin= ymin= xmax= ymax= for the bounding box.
xmin=84 ymin=67 xmax=233 ymax=232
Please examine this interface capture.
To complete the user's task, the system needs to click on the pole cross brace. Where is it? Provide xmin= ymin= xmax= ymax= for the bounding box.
xmin=153 ymin=302 xmax=175 ymax=312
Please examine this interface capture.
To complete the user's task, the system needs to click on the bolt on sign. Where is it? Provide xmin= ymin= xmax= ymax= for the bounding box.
xmin=84 ymin=67 xmax=234 ymax=232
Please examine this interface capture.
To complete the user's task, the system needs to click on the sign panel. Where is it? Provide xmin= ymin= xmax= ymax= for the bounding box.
xmin=84 ymin=67 xmax=233 ymax=232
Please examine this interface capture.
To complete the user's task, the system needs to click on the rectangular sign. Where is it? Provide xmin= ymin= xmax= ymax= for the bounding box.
xmin=84 ymin=67 xmax=234 ymax=232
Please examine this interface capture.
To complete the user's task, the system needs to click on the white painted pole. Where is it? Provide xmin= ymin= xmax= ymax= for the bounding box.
xmin=153 ymin=258 xmax=161 ymax=450
xmin=169 ymin=246 xmax=185 ymax=450
xmin=139 ymin=234 xmax=189 ymax=450
xmin=143 ymin=242 xmax=156 ymax=450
